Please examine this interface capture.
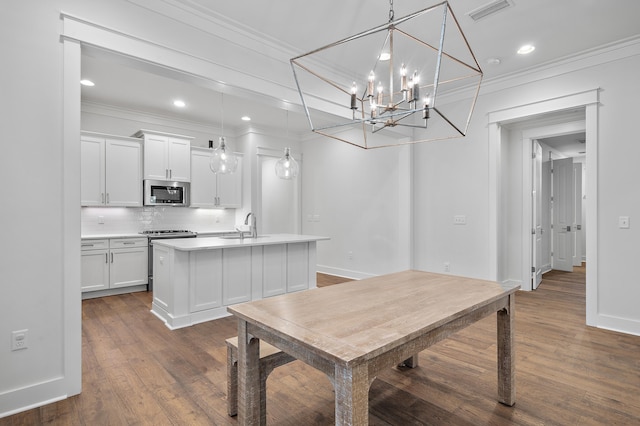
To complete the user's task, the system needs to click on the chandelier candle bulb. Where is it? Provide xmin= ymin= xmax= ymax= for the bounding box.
xmin=377 ymin=82 xmax=384 ymax=106
xmin=412 ymin=71 xmax=420 ymax=102
xmin=368 ymin=71 xmax=375 ymax=97
xmin=400 ymin=64 xmax=408 ymax=92
xmin=422 ymin=96 xmax=430 ymax=120
xmin=350 ymin=82 xmax=358 ymax=110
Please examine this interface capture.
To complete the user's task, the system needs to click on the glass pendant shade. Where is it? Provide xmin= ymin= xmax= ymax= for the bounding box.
xmin=210 ymin=136 xmax=238 ymax=174
xmin=275 ymin=147 xmax=299 ymax=180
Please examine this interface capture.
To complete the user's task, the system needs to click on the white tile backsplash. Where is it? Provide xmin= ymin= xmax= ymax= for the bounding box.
xmin=81 ymin=207 xmax=237 ymax=235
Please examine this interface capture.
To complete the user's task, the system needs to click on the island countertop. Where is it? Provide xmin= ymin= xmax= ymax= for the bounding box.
xmin=152 ymin=234 xmax=330 ymax=251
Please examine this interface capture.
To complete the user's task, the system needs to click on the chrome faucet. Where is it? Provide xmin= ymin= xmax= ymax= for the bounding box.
xmin=244 ymin=212 xmax=257 ymax=238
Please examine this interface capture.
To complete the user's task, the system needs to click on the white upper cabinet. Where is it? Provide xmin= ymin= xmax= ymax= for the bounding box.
xmin=190 ymin=147 xmax=242 ymax=208
xmin=135 ymin=130 xmax=192 ymax=182
xmin=81 ymin=132 xmax=143 ymax=207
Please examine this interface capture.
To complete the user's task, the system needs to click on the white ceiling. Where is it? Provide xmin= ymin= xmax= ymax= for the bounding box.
xmin=81 ymin=0 xmax=640 ymax=146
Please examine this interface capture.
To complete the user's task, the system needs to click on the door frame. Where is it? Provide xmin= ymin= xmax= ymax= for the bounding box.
xmin=520 ymin=121 xmax=584 ymax=290
xmin=488 ymin=89 xmax=599 ymax=325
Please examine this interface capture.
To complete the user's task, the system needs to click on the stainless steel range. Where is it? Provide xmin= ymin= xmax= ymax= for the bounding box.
xmin=140 ymin=230 xmax=197 ymax=290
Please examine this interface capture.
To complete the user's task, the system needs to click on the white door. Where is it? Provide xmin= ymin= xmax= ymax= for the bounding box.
xmin=532 ymin=141 xmax=543 ymax=289
xmin=541 ymin=160 xmax=552 ymax=272
xmin=552 ymin=157 xmax=574 ymax=272
xmin=572 ymin=163 xmax=583 ymax=266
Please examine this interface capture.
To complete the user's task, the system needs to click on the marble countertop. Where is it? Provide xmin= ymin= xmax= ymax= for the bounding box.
xmin=81 ymin=233 xmax=144 ymax=239
xmin=151 ymin=234 xmax=330 ymax=251
xmin=81 ymin=229 xmax=236 ymax=240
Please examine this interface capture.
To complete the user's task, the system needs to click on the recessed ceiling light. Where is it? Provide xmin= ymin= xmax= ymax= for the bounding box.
xmin=517 ymin=44 xmax=535 ymax=55
xmin=378 ymin=52 xmax=391 ymax=61
xmin=241 ymin=116 xmax=251 ymax=121
xmin=173 ymin=100 xmax=186 ymax=108
xmin=486 ymin=57 xmax=501 ymax=65
xmin=80 ymin=79 xmax=95 ymax=86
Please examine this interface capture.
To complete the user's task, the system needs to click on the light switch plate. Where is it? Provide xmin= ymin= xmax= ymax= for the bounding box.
xmin=619 ymin=216 xmax=630 ymax=229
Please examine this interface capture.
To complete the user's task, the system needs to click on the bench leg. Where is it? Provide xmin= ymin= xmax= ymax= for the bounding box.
xmin=398 ymin=354 xmax=419 ymax=368
xmin=227 ymin=347 xmax=238 ymax=416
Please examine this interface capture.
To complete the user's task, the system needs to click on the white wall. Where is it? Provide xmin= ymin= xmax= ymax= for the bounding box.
xmin=411 ymin=42 xmax=640 ymax=334
xmin=303 ymin=136 xmax=412 ymax=278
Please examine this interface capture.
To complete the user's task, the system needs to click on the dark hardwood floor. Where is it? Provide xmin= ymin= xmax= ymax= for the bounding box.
xmin=3 ymin=266 xmax=640 ymax=425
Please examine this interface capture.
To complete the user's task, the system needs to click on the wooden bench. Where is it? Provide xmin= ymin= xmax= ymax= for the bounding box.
xmin=225 ymin=336 xmax=295 ymax=417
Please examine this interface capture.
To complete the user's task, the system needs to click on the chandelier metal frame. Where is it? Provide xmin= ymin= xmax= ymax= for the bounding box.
xmin=290 ymin=0 xmax=483 ymax=149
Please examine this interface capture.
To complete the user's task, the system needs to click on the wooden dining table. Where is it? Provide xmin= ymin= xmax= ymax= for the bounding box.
xmin=227 ymin=270 xmax=519 ymax=425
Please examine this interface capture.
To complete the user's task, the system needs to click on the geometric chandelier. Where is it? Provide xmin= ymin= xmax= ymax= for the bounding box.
xmin=291 ymin=0 xmax=483 ymax=149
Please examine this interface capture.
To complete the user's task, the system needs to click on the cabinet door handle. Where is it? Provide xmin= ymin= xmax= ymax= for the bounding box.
xmin=82 ymin=243 xmax=94 ymax=247
xmin=110 ymin=253 xmax=114 ymax=263
xmin=123 ymin=241 xmax=135 ymax=245
xmin=105 ymin=253 xmax=108 ymax=263
xmin=101 ymin=193 xmax=105 ymax=203
xmin=166 ymin=169 xmax=169 ymax=179
xmin=106 ymin=193 xmax=110 ymax=204
xmin=169 ymin=169 xmax=172 ymax=179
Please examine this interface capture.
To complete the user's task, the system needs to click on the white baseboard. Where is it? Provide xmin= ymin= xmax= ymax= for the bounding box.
xmin=596 ymin=314 xmax=640 ymax=337
xmin=316 ymin=265 xmax=375 ymax=280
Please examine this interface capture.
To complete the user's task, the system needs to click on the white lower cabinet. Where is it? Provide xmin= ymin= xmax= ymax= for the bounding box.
xmin=81 ymin=237 xmax=148 ymax=295
xmin=81 ymin=240 xmax=109 ymax=292
xmin=152 ymin=240 xmax=318 ymax=329
xmin=262 ymin=244 xmax=287 ymax=297
xmin=222 ymin=247 xmax=252 ymax=305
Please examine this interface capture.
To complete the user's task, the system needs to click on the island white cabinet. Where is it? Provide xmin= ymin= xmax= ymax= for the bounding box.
xmin=190 ymin=147 xmax=242 ymax=208
xmin=151 ymin=235 xmax=329 ymax=329
xmin=135 ymin=130 xmax=192 ymax=182
xmin=81 ymin=132 xmax=143 ymax=207
xmin=81 ymin=237 xmax=148 ymax=298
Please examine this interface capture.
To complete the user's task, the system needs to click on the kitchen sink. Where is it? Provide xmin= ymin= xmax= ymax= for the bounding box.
xmin=219 ymin=235 xmax=270 ymax=240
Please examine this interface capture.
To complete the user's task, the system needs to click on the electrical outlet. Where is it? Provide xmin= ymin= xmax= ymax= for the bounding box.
xmin=98 ymin=215 xmax=105 ymax=224
xmin=348 ymin=251 xmax=354 ymax=261
xmin=11 ymin=329 xmax=28 ymax=351
xmin=444 ymin=262 xmax=450 ymax=272
xmin=454 ymin=215 xmax=467 ymax=225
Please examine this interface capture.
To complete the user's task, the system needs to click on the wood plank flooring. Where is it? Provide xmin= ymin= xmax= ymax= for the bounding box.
xmin=3 ymin=265 xmax=640 ymax=425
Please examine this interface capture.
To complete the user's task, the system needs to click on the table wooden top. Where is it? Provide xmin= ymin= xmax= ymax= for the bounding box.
xmin=228 ymin=270 xmax=519 ymax=366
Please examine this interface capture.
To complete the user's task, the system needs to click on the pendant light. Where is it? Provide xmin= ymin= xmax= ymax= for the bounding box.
xmin=275 ymin=110 xmax=299 ymax=180
xmin=275 ymin=147 xmax=299 ymax=180
xmin=210 ymin=93 xmax=238 ymax=174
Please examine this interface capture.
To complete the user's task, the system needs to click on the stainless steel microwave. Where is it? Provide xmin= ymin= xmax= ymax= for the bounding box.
xmin=144 ymin=180 xmax=190 ymax=206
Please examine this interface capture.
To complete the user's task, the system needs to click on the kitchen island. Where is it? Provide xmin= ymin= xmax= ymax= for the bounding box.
xmin=150 ymin=234 xmax=329 ymax=329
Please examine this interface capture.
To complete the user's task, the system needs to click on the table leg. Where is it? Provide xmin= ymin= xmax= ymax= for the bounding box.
xmin=497 ymin=294 xmax=515 ymax=406
xmin=334 ymin=363 xmax=369 ymax=426
xmin=237 ymin=320 xmax=263 ymax=425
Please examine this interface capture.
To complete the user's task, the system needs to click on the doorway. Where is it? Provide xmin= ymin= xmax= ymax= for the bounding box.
xmin=486 ymin=88 xmax=599 ymax=325
xmin=533 ymin=132 xmax=586 ymax=289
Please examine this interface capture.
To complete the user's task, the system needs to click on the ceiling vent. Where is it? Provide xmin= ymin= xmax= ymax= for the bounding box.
xmin=468 ymin=0 xmax=512 ymax=21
